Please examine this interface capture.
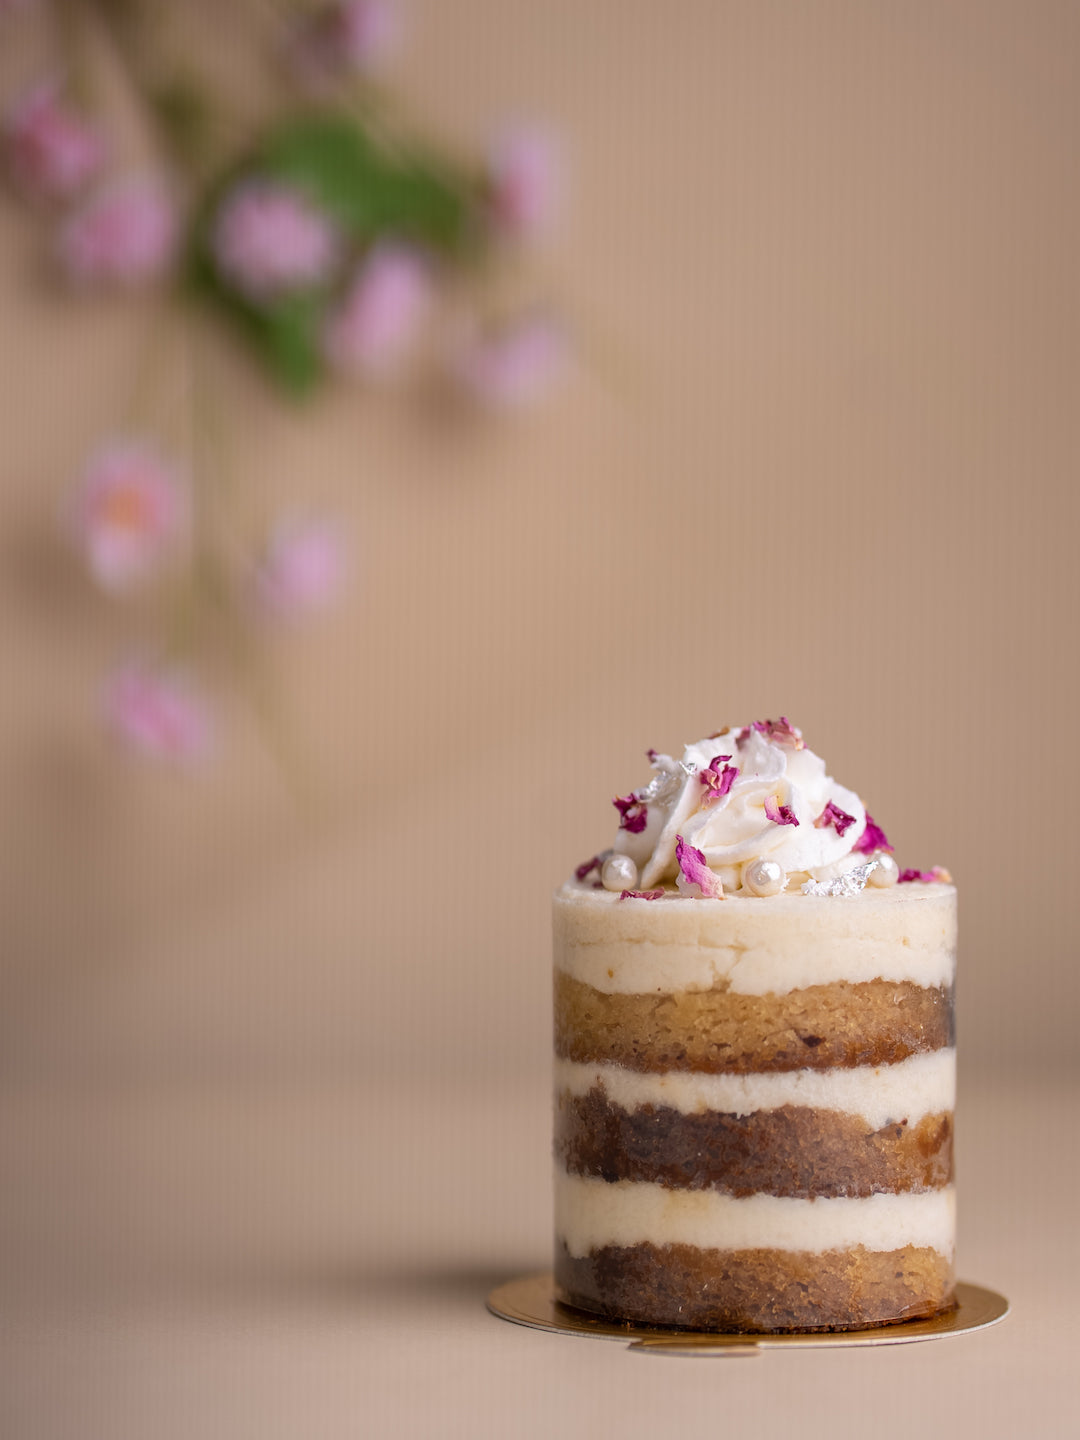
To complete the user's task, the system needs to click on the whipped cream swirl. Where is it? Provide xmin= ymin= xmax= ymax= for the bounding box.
xmin=610 ymin=722 xmax=869 ymax=895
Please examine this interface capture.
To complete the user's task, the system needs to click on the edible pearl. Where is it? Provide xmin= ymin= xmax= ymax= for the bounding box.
xmin=743 ymin=858 xmax=785 ymax=897
xmin=602 ymin=852 xmax=639 ymax=892
xmin=868 ymin=852 xmax=899 ymax=887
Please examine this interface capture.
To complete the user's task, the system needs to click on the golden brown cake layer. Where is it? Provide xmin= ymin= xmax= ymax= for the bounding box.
xmin=554 ymin=971 xmax=954 ymax=1074
xmin=554 ymin=1239 xmax=956 ymax=1332
xmin=555 ymin=1088 xmax=953 ymax=1198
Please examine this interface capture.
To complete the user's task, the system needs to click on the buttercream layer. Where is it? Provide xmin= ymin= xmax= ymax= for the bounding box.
xmin=554 ymin=1049 xmax=955 ymax=1128
xmin=554 ymin=1239 xmax=955 ymax=1332
xmin=555 ymin=1088 xmax=953 ymax=1198
xmin=554 ymin=881 xmax=957 ymax=997
xmin=555 ymin=1171 xmax=956 ymax=1257
xmin=555 ymin=971 xmax=953 ymax=1074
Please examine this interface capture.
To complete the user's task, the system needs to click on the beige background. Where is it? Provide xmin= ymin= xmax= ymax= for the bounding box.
xmin=1 ymin=0 xmax=1077 ymax=1084
xmin=0 ymin=3 xmax=1077 ymax=1436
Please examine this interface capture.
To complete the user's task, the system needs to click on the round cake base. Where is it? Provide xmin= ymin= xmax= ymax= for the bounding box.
xmin=486 ymin=1273 xmax=1008 ymax=1355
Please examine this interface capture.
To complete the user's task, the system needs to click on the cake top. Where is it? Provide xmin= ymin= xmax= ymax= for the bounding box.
xmin=574 ymin=719 xmax=951 ymax=901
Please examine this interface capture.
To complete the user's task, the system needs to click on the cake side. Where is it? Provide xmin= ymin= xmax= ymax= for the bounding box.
xmin=554 ymin=1242 xmax=955 ymax=1332
xmin=553 ymin=883 xmax=957 ymax=1332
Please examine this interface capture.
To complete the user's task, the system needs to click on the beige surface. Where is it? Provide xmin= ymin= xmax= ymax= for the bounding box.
xmin=0 ymin=1069 xmax=1074 ymax=1439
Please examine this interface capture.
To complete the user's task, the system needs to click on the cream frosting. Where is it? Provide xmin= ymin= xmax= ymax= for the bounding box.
xmin=554 ymin=1049 xmax=956 ymax=1130
xmin=553 ymin=880 xmax=957 ymax=995
xmin=610 ymin=725 xmax=871 ymax=893
xmin=555 ymin=1171 xmax=956 ymax=1259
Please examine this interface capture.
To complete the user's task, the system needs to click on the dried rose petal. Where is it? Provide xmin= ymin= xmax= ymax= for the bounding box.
xmin=700 ymin=753 xmax=738 ymax=806
xmin=738 ymin=718 xmax=805 ymax=750
xmin=618 ymin=889 xmax=665 ymax=901
xmin=899 ymin=866 xmax=952 ymax=884
xmin=764 ymin=794 xmax=799 ymax=827
xmin=574 ymin=854 xmax=603 ymax=882
xmin=854 ymin=813 xmax=893 ymax=855
xmin=815 ymin=800 xmax=856 ymax=837
xmin=613 ymin=794 xmax=647 ymax=834
xmin=675 ymin=835 xmax=724 ymax=898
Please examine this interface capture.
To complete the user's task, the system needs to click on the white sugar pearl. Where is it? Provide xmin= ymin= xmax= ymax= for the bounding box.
xmin=602 ymin=852 xmax=639 ymax=892
xmin=868 ymin=852 xmax=899 ymax=887
xmin=743 ymin=858 xmax=785 ymax=897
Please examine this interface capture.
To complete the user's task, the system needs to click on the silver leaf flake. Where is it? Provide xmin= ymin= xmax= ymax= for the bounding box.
xmin=801 ymin=860 xmax=879 ymax=898
xmin=636 ymin=765 xmax=687 ymax=805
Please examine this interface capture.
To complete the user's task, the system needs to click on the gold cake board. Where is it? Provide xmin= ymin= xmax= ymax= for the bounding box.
xmin=487 ymin=1274 xmax=1009 ymax=1356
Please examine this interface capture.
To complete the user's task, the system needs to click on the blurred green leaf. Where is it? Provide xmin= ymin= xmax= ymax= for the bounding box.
xmin=187 ymin=247 xmax=326 ymax=398
xmin=187 ymin=113 xmax=484 ymax=394
xmin=150 ymin=77 xmax=216 ymax=168
xmin=259 ymin=116 xmax=480 ymax=255
xmin=252 ymin=294 xmax=325 ymax=396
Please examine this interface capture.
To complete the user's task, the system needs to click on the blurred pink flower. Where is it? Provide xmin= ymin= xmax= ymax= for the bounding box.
xmin=488 ymin=126 xmax=560 ymax=242
xmin=5 ymin=79 xmax=106 ymax=201
xmin=58 ymin=176 xmax=177 ymax=286
xmin=105 ymin=663 xmax=213 ymax=764
xmin=212 ymin=179 xmax=340 ymax=302
xmin=253 ymin=518 xmax=348 ymax=620
xmin=69 ymin=441 xmax=188 ymax=591
xmin=453 ymin=313 xmax=569 ymax=409
xmin=323 ymin=244 xmax=432 ymax=377
xmin=291 ymin=0 xmax=400 ymax=83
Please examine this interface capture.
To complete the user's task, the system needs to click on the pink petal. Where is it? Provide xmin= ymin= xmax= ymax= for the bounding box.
xmin=617 ymin=889 xmax=665 ymax=902
xmin=574 ymin=854 xmax=603 ymax=882
xmin=613 ymin=794 xmax=647 ymax=834
xmin=814 ymin=800 xmax=856 ymax=837
xmin=764 ymin=795 xmax=799 ymax=827
xmin=5 ymin=78 xmax=106 ymax=201
xmin=58 ymin=176 xmax=177 ymax=286
xmin=323 ymin=244 xmax=432 ymax=376
xmin=69 ymin=440 xmax=188 ymax=591
xmin=675 ymin=834 xmax=724 ymax=898
xmin=105 ymin=663 xmax=213 ymax=764
xmin=488 ymin=125 xmax=560 ymax=242
xmin=253 ymin=518 xmax=347 ymax=620
xmin=212 ymin=179 xmax=339 ymax=301
xmin=898 ymin=866 xmax=952 ymax=884
xmin=290 ymin=0 xmax=400 ymax=84
xmin=454 ymin=313 xmax=568 ymax=409
xmin=700 ymin=753 xmax=738 ymax=805
xmin=853 ymin=813 xmax=893 ymax=854
xmin=738 ymin=718 xmax=805 ymax=750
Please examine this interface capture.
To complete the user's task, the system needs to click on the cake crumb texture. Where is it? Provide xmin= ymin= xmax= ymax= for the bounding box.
xmin=555 ymin=1089 xmax=953 ymax=1198
xmin=554 ymin=1240 xmax=956 ymax=1332
xmin=554 ymin=971 xmax=954 ymax=1074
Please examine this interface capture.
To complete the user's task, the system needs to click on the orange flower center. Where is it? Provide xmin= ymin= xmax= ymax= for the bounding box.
xmin=100 ymin=481 xmax=155 ymax=532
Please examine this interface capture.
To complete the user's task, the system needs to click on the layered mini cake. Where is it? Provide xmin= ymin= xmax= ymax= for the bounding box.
xmin=553 ymin=720 xmax=956 ymax=1332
